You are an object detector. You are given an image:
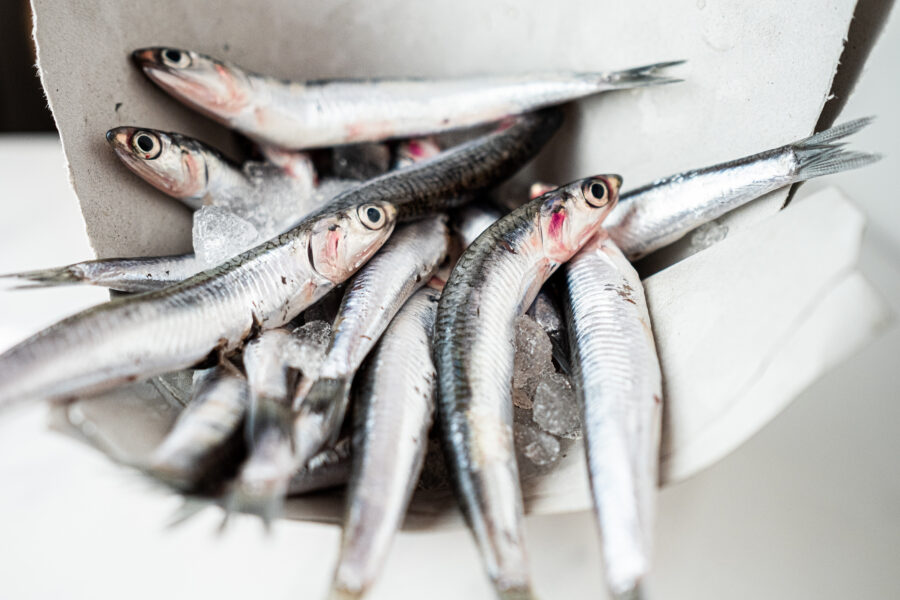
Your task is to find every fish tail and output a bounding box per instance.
[595,60,686,90]
[792,117,882,180]
[228,403,295,526]
[293,376,352,468]
[0,264,85,289]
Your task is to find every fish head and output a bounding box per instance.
[106,126,212,200]
[307,201,398,283]
[538,174,621,263]
[132,47,253,123]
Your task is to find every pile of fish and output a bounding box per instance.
[0,47,880,599]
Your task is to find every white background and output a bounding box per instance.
[0,8,898,600]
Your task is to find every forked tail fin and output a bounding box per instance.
[596,60,686,90]
[792,116,882,180]
[0,264,85,289]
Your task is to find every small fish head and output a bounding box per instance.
[106,126,211,200]
[307,201,398,283]
[538,175,621,263]
[132,47,252,122]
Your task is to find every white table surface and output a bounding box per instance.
[0,11,898,598]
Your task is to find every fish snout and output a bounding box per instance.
[608,174,623,193]
[131,48,158,68]
[105,126,135,151]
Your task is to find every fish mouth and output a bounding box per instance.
[131,48,159,69]
[105,126,135,152]
[607,174,623,192]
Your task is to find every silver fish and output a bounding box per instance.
[294,216,449,468]
[106,126,315,211]
[232,328,300,521]
[133,47,680,149]
[0,200,396,405]
[2,178,361,293]
[452,203,502,249]
[331,286,441,599]
[564,232,662,598]
[148,364,249,492]
[0,109,558,406]
[607,117,881,260]
[434,175,621,598]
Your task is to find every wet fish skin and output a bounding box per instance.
[452,203,503,249]
[331,286,441,599]
[350,109,563,222]
[148,365,249,493]
[134,46,677,149]
[607,117,881,260]
[0,199,397,406]
[434,175,621,598]
[293,216,449,468]
[0,108,554,405]
[564,231,662,597]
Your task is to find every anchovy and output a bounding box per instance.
[330,286,441,599]
[148,364,249,492]
[607,117,881,260]
[294,216,449,468]
[564,232,662,597]
[0,109,557,406]
[231,329,300,521]
[133,46,678,149]
[106,126,315,212]
[0,201,395,405]
[434,175,621,598]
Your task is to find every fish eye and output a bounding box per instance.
[357,204,387,230]
[131,131,162,159]
[583,179,609,208]
[161,48,191,69]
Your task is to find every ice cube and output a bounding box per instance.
[514,422,560,466]
[226,163,314,237]
[288,320,332,379]
[690,220,729,251]
[192,206,260,267]
[512,315,554,409]
[532,373,582,439]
